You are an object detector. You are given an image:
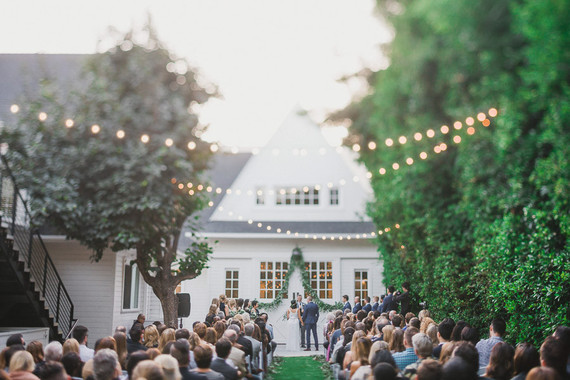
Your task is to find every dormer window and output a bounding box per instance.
[330,188,339,205]
[275,186,319,206]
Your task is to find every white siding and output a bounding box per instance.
[43,239,116,345]
[183,236,382,342]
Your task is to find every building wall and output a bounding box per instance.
[181,236,383,342]
[43,239,116,345]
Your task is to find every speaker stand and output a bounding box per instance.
[179,318,183,329]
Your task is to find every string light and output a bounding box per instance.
[8,104,498,156]
[141,134,150,143]
[453,136,461,144]
[91,124,100,134]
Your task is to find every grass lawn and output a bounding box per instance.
[266,355,333,380]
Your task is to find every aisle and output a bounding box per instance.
[266,356,330,380]
[274,343,326,357]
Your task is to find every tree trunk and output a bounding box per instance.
[154,283,179,328]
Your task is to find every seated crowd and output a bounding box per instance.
[0,295,274,380]
[1,290,569,380]
[324,300,570,380]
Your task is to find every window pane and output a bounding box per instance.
[268,291,273,298]
[226,280,231,288]
[320,290,325,298]
[234,271,239,278]
[233,280,238,288]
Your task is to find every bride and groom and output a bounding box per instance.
[286,295,319,351]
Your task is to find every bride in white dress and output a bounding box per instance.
[286,300,303,351]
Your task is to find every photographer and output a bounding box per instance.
[394,282,411,315]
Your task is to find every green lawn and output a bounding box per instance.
[266,356,333,380]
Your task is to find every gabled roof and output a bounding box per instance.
[0,54,86,122]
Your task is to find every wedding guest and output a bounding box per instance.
[511,343,540,380]
[132,360,164,380]
[62,339,80,356]
[210,338,238,380]
[190,345,223,380]
[9,351,39,380]
[144,325,160,348]
[352,297,362,314]
[526,367,561,380]
[389,328,405,353]
[349,337,372,379]
[483,341,514,380]
[342,295,352,314]
[153,355,181,380]
[219,295,228,319]
[476,318,506,369]
[392,327,419,370]
[433,318,455,358]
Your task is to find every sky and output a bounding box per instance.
[0,0,392,148]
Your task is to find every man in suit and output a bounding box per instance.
[302,296,320,351]
[226,324,252,362]
[341,295,351,314]
[371,296,380,312]
[243,323,262,375]
[362,296,372,313]
[297,294,307,348]
[352,296,362,314]
[381,286,396,313]
[223,329,248,378]
[210,338,239,380]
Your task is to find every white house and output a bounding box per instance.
[0,54,383,345]
[177,109,383,342]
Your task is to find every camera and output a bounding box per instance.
[419,301,427,310]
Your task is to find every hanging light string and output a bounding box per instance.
[9,104,498,157]
[204,203,401,240]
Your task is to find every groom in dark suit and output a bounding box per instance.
[302,296,319,351]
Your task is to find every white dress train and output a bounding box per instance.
[286,307,301,351]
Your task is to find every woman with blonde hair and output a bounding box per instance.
[389,328,405,353]
[131,360,164,380]
[342,330,366,371]
[9,351,39,380]
[62,339,80,355]
[420,316,436,333]
[154,355,181,380]
[382,325,395,345]
[146,348,161,360]
[228,298,237,317]
[426,324,439,348]
[349,337,372,379]
[157,328,176,352]
[144,325,159,348]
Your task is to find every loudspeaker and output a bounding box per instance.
[177,293,191,318]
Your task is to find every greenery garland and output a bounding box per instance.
[259,246,343,312]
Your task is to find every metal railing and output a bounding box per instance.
[0,155,76,339]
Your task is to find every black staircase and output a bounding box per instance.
[0,155,76,341]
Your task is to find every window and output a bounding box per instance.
[256,188,265,205]
[260,261,289,299]
[354,270,368,300]
[275,186,319,206]
[225,270,239,298]
[305,261,333,299]
[330,188,339,205]
[123,262,140,310]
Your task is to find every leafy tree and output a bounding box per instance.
[2,24,217,327]
[341,0,570,344]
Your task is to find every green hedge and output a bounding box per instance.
[344,0,570,345]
